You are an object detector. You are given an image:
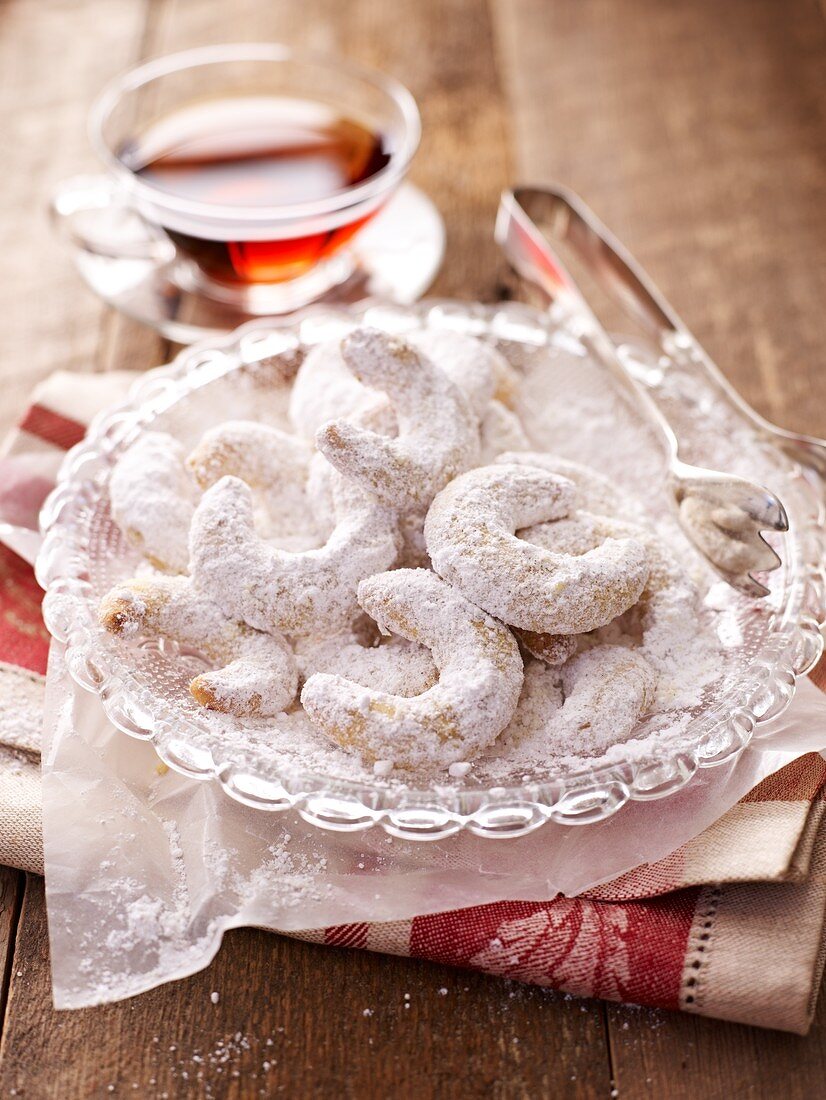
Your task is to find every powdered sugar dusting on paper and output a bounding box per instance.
[69,822,333,1007]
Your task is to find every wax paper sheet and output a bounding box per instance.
[41,637,826,1009]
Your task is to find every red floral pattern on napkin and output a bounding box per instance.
[411,892,700,1008]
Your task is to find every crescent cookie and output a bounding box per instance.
[290,328,504,440]
[502,453,699,660]
[99,575,297,717]
[559,646,658,751]
[187,420,312,493]
[310,435,434,569]
[407,328,498,418]
[513,511,629,667]
[301,568,524,770]
[478,401,531,464]
[109,431,198,574]
[393,397,529,567]
[186,420,319,550]
[315,328,481,512]
[189,472,400,635]
[424,463,649,634]
[295,630,438,699]
[288,338,387,440]
[522,510,697,652]
[305,402,399,540]
[498,648,657,759]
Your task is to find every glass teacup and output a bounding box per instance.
[56,44,421,314]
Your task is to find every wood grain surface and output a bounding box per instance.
[0,0,825,1096]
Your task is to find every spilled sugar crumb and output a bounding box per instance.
[101,978,665,1095]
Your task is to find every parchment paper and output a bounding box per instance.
[42,639,826,1009]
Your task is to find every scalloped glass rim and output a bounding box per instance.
[37,300,826,840]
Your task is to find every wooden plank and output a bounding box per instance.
[606,998,826,1100]
[494,0,826,1092]
[0,0,154,434]
[492,0,826,437]
[0,0,612,1096]
[0,870,22,1036]
[0,877,609,1098]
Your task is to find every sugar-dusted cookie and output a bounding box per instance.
[301,568,523,770]
[99,574,297,717]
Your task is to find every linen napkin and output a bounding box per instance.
[2,372,825,1033]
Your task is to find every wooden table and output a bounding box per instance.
[1,0,825,1095]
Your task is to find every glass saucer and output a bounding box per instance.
[51,178,445,343]
[37,300,826,840]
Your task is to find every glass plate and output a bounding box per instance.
[37,300,826,840]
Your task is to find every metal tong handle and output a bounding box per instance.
[495,185,686,462]
[497,185,680,345]
[495,185,826,471]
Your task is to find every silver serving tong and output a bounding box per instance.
[495,184,799,598]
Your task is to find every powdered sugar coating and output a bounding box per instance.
[305,451,338,538]
[479,401,530,464]
[494,647,657,764]
[522,511,701,688]
[390,403,530,568]
[514,492,699,673]
[189,473,400,635]
[504,454,700,664]
[101,321,730,783]
[295,630,437,698]
[589,518,711,712]
[558,646,658,751]
[301,568,523,769]
[98,575,297,717]
[288,338,386,440]
[310,440,431,569]
[395,508,431,568]
[187,420,311,492]
[496,452,627,514]
[407,328,497,418]
[305,330,527,563]
[306,425,397,542]
[109,432,198,573]
[187,420,320,550]
[316,329,481,512]
[425,463,649,633]
[290,328,502,441]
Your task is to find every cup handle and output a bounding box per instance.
[49,174,175,263]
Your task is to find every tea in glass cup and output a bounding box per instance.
[85,44,421,312]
